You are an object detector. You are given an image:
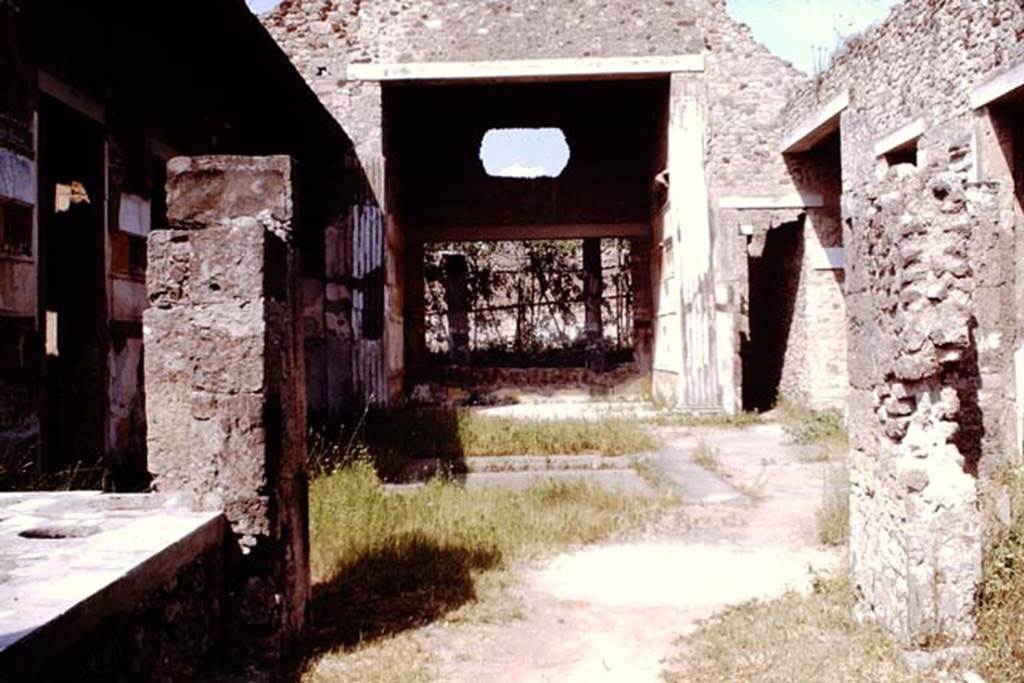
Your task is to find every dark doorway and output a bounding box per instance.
[37,97,108,475]
[742,221,803,412]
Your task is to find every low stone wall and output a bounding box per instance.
[59,542,226,682]
[411,363,649,405]
[0,493,228,681]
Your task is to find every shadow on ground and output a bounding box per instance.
[310,408,467,481]
[291,532,500,675]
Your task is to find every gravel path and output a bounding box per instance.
[421,423,842,682]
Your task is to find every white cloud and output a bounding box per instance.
[480,128,571,179]
[496,163,550,179]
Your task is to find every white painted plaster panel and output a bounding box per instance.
[971,61,1024,110]
[874,119,926,157]
[117,193,151,236]
[1016,346,1024,458]
[0,148,35,205]
[718,193,824,210]
[808,246,846,271]
[348,54,705,82]
[669,74,719,409]
[111,278,147,322]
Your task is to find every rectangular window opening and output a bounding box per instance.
[0,199,33,257]
[884,140,918,168]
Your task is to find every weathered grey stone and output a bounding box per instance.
[145,155,308,664]
[166,156,293,231]
[781,0,1024,648]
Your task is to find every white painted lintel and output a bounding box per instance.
[409,222,648,243]
[782,89,850,154]
[971,61,1024,110]
[718,192,825,210]
[874,118,925,157]
[347,54,705,83]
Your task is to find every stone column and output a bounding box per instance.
[583,238,608,371]
[144,156,309,664]
[444,253,470,365]
[668,72,723,410]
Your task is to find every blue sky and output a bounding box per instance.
[247,0,281,13]
[726,0,898,73]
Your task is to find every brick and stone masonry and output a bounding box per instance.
[144,155,310,662]
[781,0,1024,646]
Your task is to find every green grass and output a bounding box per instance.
[310,408,660,479]
[644,411,763,429]
[301,460,676,678]
[308,460,670,583]
[975,475,1024,681]
[0,440,105,491]
[662,570,921,682]
[776,400,848,462]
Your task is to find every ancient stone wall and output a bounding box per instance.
[263,0,810,410]
[145,156,310,662]
[412,362,649,406]
[782,0,1024,645]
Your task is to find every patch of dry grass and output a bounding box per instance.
[300,461,675,680]
[817,467,850,547]
[310,408,660,479]
[975,476,1024,681]
[662,570,921,683]
[692,440,722,474]
[644,411,763,429]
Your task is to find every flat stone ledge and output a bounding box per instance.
[718,193,825,210]
[782,89,849,154]
[971,60,1024,109]
[0,492,225,680]
[873,118,925,157]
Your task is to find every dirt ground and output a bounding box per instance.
[324,423,843,682]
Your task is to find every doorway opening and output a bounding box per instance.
[37,97,108,475]
[742,221,803,412]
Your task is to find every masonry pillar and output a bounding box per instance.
[583,238,608,371]
[444,253,470,365]
[666,72,725,410]
[144,156,309,664]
